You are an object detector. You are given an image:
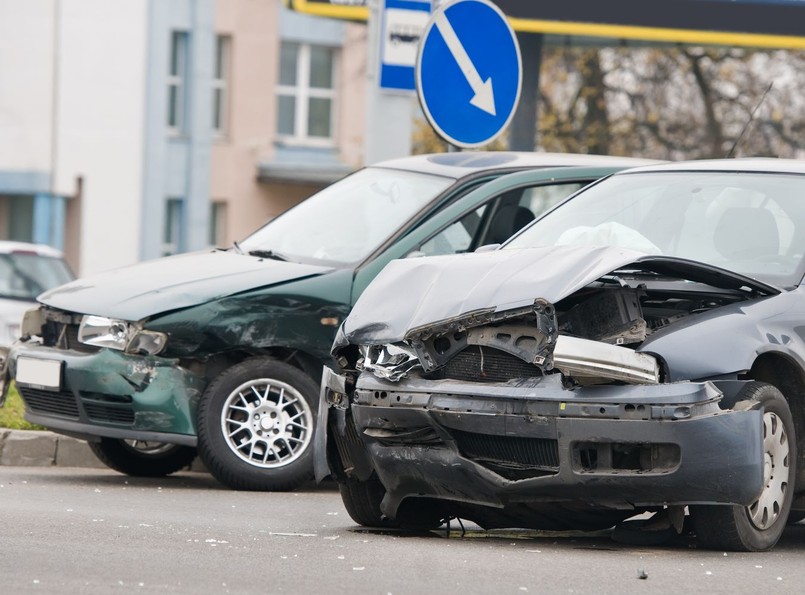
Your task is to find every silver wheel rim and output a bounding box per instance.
[748,411,790,530]
[123,440,176,456]
[220,378,313,469]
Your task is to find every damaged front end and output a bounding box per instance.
[359,296,659,386]
[316,245,774,530]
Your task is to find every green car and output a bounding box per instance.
[2,152,655,491]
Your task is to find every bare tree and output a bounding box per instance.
[538,45,805,159]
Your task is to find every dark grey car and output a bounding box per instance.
[318,158,805,552]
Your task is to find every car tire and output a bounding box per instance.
[338,474,400,528]
[690,382,795,551]
[88,438,197,477]
[197,357,317,491]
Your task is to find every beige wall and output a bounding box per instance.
[212,0,276,244]
[211,0,367,246]
[337,23,368,168]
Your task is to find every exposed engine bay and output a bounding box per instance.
[357,266,760,387]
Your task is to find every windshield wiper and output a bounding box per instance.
[248,249,288,262]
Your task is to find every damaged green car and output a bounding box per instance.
[1,152,654,490]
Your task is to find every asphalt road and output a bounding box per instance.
[2,466,805,595]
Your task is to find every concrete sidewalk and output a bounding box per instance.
[0,428,206,472]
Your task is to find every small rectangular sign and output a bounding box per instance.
[16,357,62,390]
[380,0,431,92]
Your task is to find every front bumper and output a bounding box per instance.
[7,342,206,445]
[318,371,764,519]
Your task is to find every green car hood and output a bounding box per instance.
[37,250,334,321]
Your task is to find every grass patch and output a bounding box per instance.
[0,383,45,430]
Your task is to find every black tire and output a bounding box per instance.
[197,357,318,491]
[339,475,400,528]
[339,474,444,530]
[88,438,197,477]
[690,382,795,551]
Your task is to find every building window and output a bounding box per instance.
[163,198,185,256]
[4,196,34,243]
[209,200,227,247]
[167,31,189,133]
[212,35,231,137]
[276,42,336,144]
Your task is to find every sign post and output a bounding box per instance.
[415,0,522,148]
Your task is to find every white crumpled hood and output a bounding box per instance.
[340,244,778,346]
[342,245,648,344]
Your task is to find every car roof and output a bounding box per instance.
[613,157,805,176]
[371,151,663,179]
[0,240,65,258]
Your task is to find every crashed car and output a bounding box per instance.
[318,158,805,551]
[0,151,654,491]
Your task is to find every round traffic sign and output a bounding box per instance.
[416,0,522,148]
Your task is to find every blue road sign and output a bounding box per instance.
[416,0,522,148]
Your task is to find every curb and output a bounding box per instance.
[0,428,208,472]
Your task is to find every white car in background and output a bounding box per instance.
[0,241,75,346]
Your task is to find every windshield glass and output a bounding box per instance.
[0,252,74,300]
[240,167,454,265]
[505,171,805,287]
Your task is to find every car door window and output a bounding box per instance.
[418,182,588,257]
[420,205,488,256]
[477,182,588,247]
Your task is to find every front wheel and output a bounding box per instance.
[88,438,197,477]
[339,475,400,528]
[690,382,795,551]
[197,357,317,491]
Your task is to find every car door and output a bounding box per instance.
[351,166,625,302]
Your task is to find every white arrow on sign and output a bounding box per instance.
[433,11,496,116]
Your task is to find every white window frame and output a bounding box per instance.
[276,42,337,147]
[167,31,189,135]
[209,200,228,247]
[212,35,231,139]
[162,198,185,256]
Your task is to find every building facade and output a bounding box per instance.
[0,0,365,276]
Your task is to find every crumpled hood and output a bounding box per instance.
[341,244,778,345]
[38,250,334,321]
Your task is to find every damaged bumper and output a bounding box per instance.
[317,371,765,519]
[8,343,206,445]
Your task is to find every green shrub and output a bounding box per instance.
[0,383,45,430]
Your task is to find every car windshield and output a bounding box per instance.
[240,166,454,265]
[505,170,805,287]
[0,252,74,300]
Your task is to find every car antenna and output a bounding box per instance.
[725,81,773,158]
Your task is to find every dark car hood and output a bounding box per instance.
[341,244,778,345]
[38,250,334,321]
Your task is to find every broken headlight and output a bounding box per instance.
[360,343,421,382]
[78,315,167,355]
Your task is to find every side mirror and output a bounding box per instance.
[405,250,426,259]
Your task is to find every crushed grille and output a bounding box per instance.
[19,387,79,419]
[42,321,100,353]
[429,346,541,383]
[449,427,559,480]
[83,403,135,425]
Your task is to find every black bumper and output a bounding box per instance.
[318,372,765,520]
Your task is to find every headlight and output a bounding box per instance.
[78,315,167,355]
[360,342,421,381]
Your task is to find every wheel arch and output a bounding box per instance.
[748,351,805,491]
[197,346,326,386]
